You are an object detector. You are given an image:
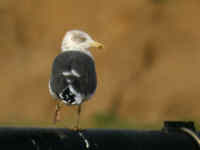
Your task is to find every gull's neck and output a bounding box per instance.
[61,47,93,58]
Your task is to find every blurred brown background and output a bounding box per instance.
[1,0,200,128]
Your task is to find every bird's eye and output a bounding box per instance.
[71,34,87,43]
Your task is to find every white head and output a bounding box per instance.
[61,30,103,52]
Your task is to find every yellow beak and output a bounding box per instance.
[90,41,104,49]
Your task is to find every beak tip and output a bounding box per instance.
[98,44,104,49]
[91,41,104,49]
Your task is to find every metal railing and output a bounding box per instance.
[0,121,199,150]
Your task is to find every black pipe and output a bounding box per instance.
[0,121,199,150]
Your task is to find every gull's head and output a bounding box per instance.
[61,30,103,52]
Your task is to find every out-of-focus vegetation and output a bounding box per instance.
[0,0,200,129]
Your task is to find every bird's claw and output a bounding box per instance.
[72,125,82,131]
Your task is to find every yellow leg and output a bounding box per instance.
[74,104,82,130]
[53,101,64,124]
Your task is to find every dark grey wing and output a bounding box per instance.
[70,53,97,98]
[49,51,97,101]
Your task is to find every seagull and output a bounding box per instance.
[49,30,103,129]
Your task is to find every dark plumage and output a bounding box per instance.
[49,51,97,105]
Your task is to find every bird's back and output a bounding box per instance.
[49,51,97,105]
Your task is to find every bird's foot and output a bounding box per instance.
[72,125,82,131]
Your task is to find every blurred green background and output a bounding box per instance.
[1,0,200,129]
